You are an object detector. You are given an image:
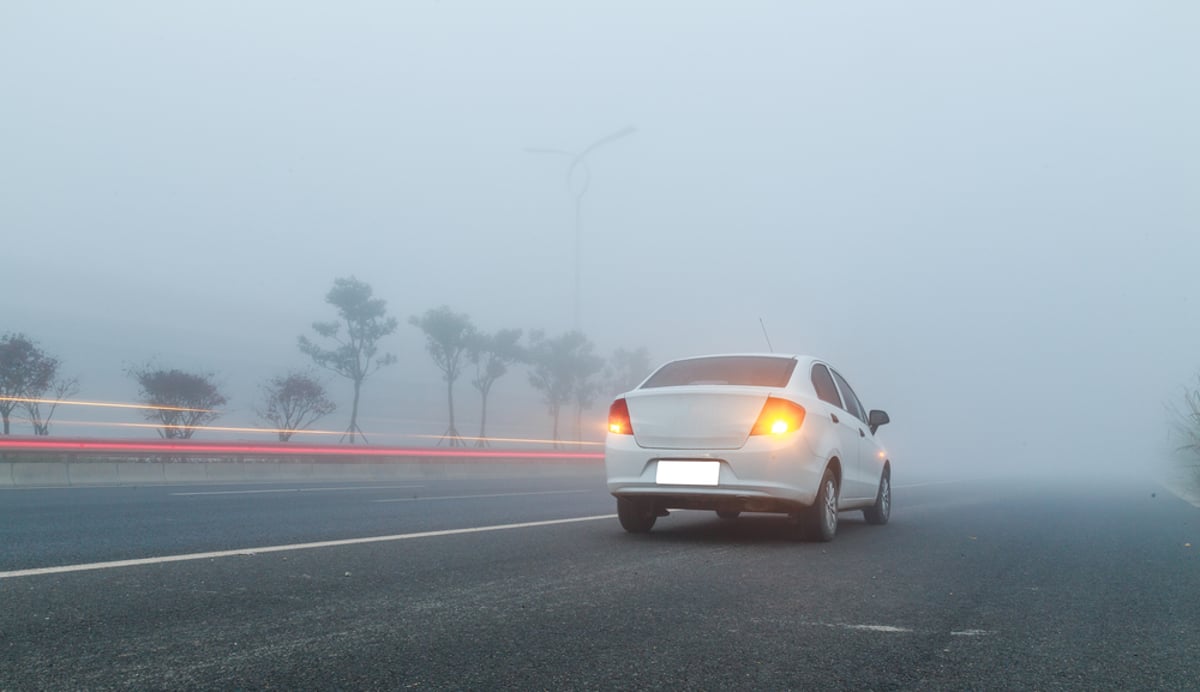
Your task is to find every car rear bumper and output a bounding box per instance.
[604,433,826,512]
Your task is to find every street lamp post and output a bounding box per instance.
[526,126,636,330]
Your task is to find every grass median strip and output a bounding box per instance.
[0,514,618,580]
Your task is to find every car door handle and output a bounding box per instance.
[831,413,839,424]
[859,428,866,438]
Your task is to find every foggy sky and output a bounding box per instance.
[2,2,1197,473]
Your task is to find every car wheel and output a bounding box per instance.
[804,468,839,542]
[617,497,656,533]
[863,467,891,526]
[716,509,741,520]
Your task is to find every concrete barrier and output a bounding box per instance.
[204,463,250,483]
[116,462,167,485]
[66,462,121,485]
[252,462,317,482]
[161,462,208,484]
[307,463,372,481]
[11,461,70,487]
[0,463,14,487]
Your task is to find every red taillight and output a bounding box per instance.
[608,398,634,435]
[750,397,806,436]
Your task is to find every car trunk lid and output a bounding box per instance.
[624,386,772,450]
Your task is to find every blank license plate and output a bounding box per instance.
[656,461,720,486]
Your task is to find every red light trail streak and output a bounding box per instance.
[0,437,604,460]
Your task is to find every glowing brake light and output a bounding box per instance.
[750,397,806,436]
[608,398,634,435]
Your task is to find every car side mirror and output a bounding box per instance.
[868,409,890,435]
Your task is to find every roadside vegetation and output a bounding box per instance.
[257,371,336,442]
[0,333,75,436]
[1169,375,1200,485]
[298,276,400,444]
[0,277,652,446]
[126,365,226,439]
[410,306,477,447]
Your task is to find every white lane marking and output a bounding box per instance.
[0,514,618,580]
[836,624,913,633]
[171,485,424,496]
[893,478,997,489]
[373,489,594,503]
[814,622,993,636]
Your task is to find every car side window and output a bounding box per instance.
[831,370,867,422]
[810,364,843,408]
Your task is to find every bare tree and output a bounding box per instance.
[23,376,80,436]
[298,277,398,443]
[527,330,602,448]
[128,366,226,439]
[468,328,524,446]
[0,333,59,435]
[411,306,477,446]
[603,346,652,397]
[571,356,605,448]
[1169,375,1200,476]
[258,371,336,441]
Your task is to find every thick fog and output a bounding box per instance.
[2,2,1196,475]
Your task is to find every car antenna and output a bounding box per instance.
[759,317,774,353]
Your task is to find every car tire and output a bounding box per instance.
[863,467,891,526]
[617,497,656,533]
[804,468,839,542]
[716,510,741,520]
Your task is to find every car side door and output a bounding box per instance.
[810,363,863,500]
[829,368,880,502]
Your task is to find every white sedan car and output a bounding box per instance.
[605,354,892,541]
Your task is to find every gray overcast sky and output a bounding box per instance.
[1,2,1197,471]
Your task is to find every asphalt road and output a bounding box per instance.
[1,467,1197,690]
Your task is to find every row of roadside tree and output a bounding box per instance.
[0,276,650,448]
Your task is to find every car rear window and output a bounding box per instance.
[640,356,798,388]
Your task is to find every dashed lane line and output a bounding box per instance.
[837,624,914,633]
[171,485,425,496]
[893,479,988,489]
[373,489,595,503]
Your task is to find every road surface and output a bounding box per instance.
[1,467,1197,689]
